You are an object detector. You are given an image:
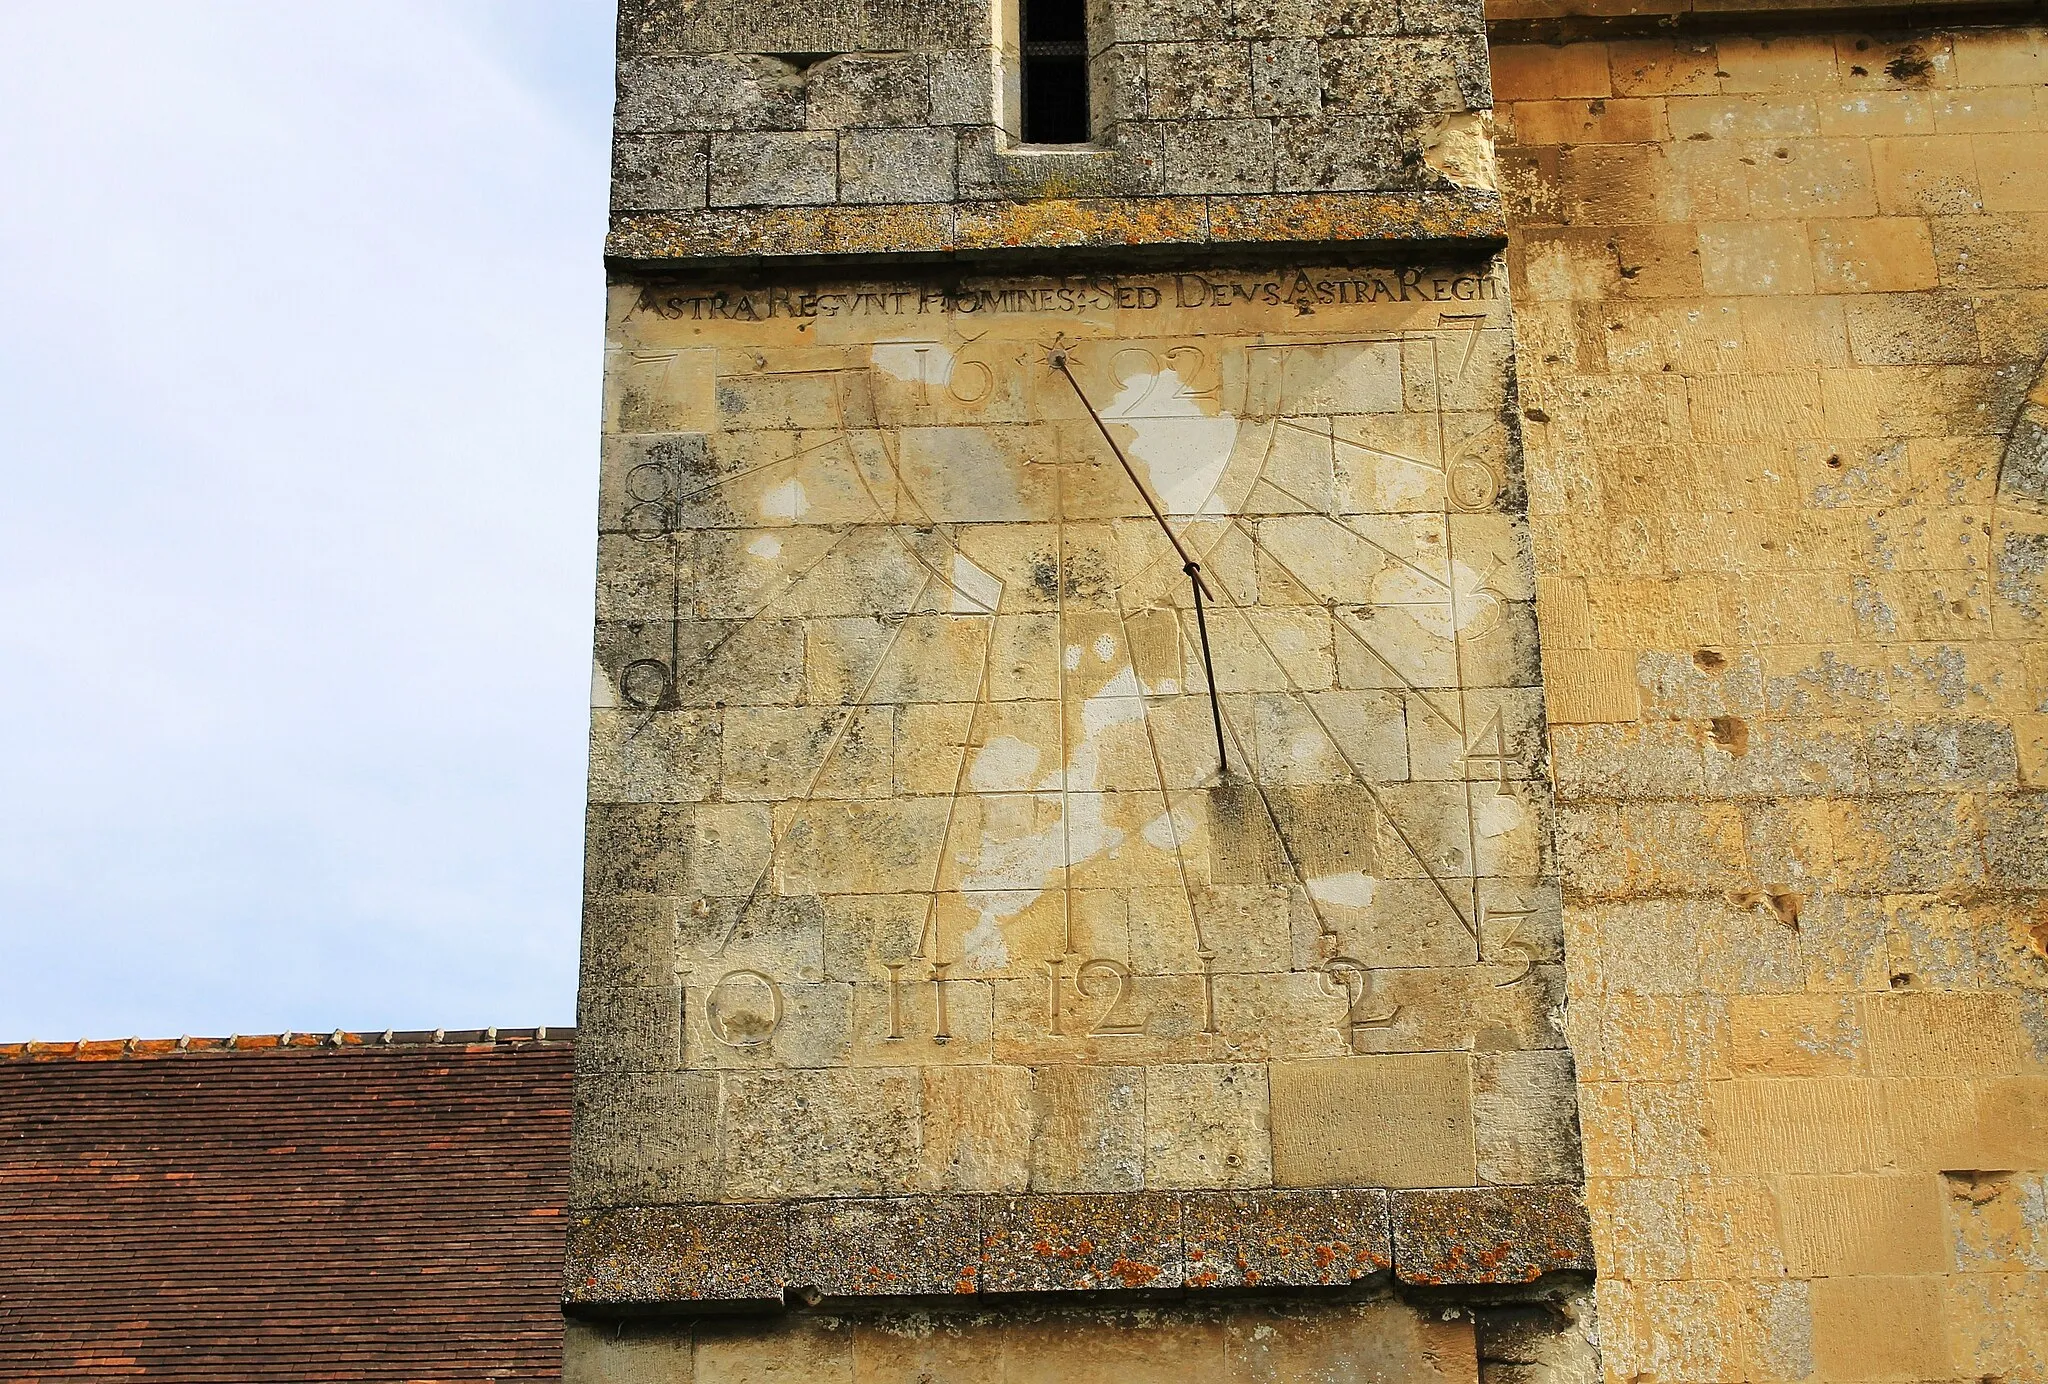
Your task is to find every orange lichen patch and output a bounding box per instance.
[1109,1257,1163,1288]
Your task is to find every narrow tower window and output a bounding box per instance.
[1020,0,1090,144]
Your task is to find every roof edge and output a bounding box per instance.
[0,1027,576,1062]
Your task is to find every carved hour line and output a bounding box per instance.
[1161,603,1340,944]
[1220,472,1468,730]
[717,569,942,955]
[1251,463,1453,593]
[1108,588,1209,953]
[1417,334,1489,947]
[1198,951,1221,1035]
[1055,466,1075,959]
[1330,608,1465,734]
[652,426,851,513]
[1211,515,1481,942]
[1050,347,1230,772]
[916,613,1003,966]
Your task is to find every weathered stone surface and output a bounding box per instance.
[786,1196,983,1296]
[564,1204,786,1305]
[612,134,710,211]
[805,54,932,130]
[1390,1185,1593,1284]
[1182,1188,1392,1286]
[616,56,805,134]
[1473,1049,1583,1185]
[1272,1053,1478,1188]
[839,127,956,204]
[981,1192,1185,1292]
[708,131,838,207]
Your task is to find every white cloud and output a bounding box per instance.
[0,1,616,1036]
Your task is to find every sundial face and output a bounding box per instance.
[582,266,1566,1208]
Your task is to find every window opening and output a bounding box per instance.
[1020,0,1090,143]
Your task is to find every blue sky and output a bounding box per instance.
[0,2,617,1038]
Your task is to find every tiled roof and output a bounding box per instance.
[0,1030,574,1382]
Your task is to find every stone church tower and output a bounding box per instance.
[565,0,2048,1378]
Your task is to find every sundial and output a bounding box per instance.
[573,265,1575,1300]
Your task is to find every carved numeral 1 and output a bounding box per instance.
[884,963,908,1039]
[1198,951,1221,1035]
[1045,957,1066,1036]
[930,961,954,1043]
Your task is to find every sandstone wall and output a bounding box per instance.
[1497,21,2048,1381]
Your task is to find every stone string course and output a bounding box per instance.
[562,1184,1591,1307]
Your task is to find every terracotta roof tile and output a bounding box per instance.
[0,1034,573,1381]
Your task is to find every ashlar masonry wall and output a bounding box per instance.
[1497,18,2048,1382]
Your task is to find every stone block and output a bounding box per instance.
[1143,1063,1271,1188]
[1542,649,1639,725]
[616,0,733,54]
[1139,43,1255,120]
[1390,1185,1595,1284]
[1776,1174,1947,1276]
[786,1196,982,1297]
[612,134,710,211]
[1270,1052,1476,1188]
[570,1071,722,1207]
[722,1068,920,1200]
[1029,1065,1144,1192]
[981,1193,1184,1291]
[1161,119,1275,194]
[563,1204,786,1305]
[1250,40,1320,118]
[1182,1188,1392,1287]
[589,708,719,805]
[576,985,684,1074]
[920,1065,1033,1193]
[1100,0,1234,43]
[1861,991,2028,1078]
[805,54,931,130]
[562,1319,696,1384]
[1727,993,1862,1077]
[1276,117,1405,193]
[1321,37,1472,117]
[1810,1275,1951,1382]
[617,55,805,134]
[928,48,995,125]
[839,127,956,204]
[709,132,838,208]
[1705,1077,1889,1175]
[1472,1049,1582,1184]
